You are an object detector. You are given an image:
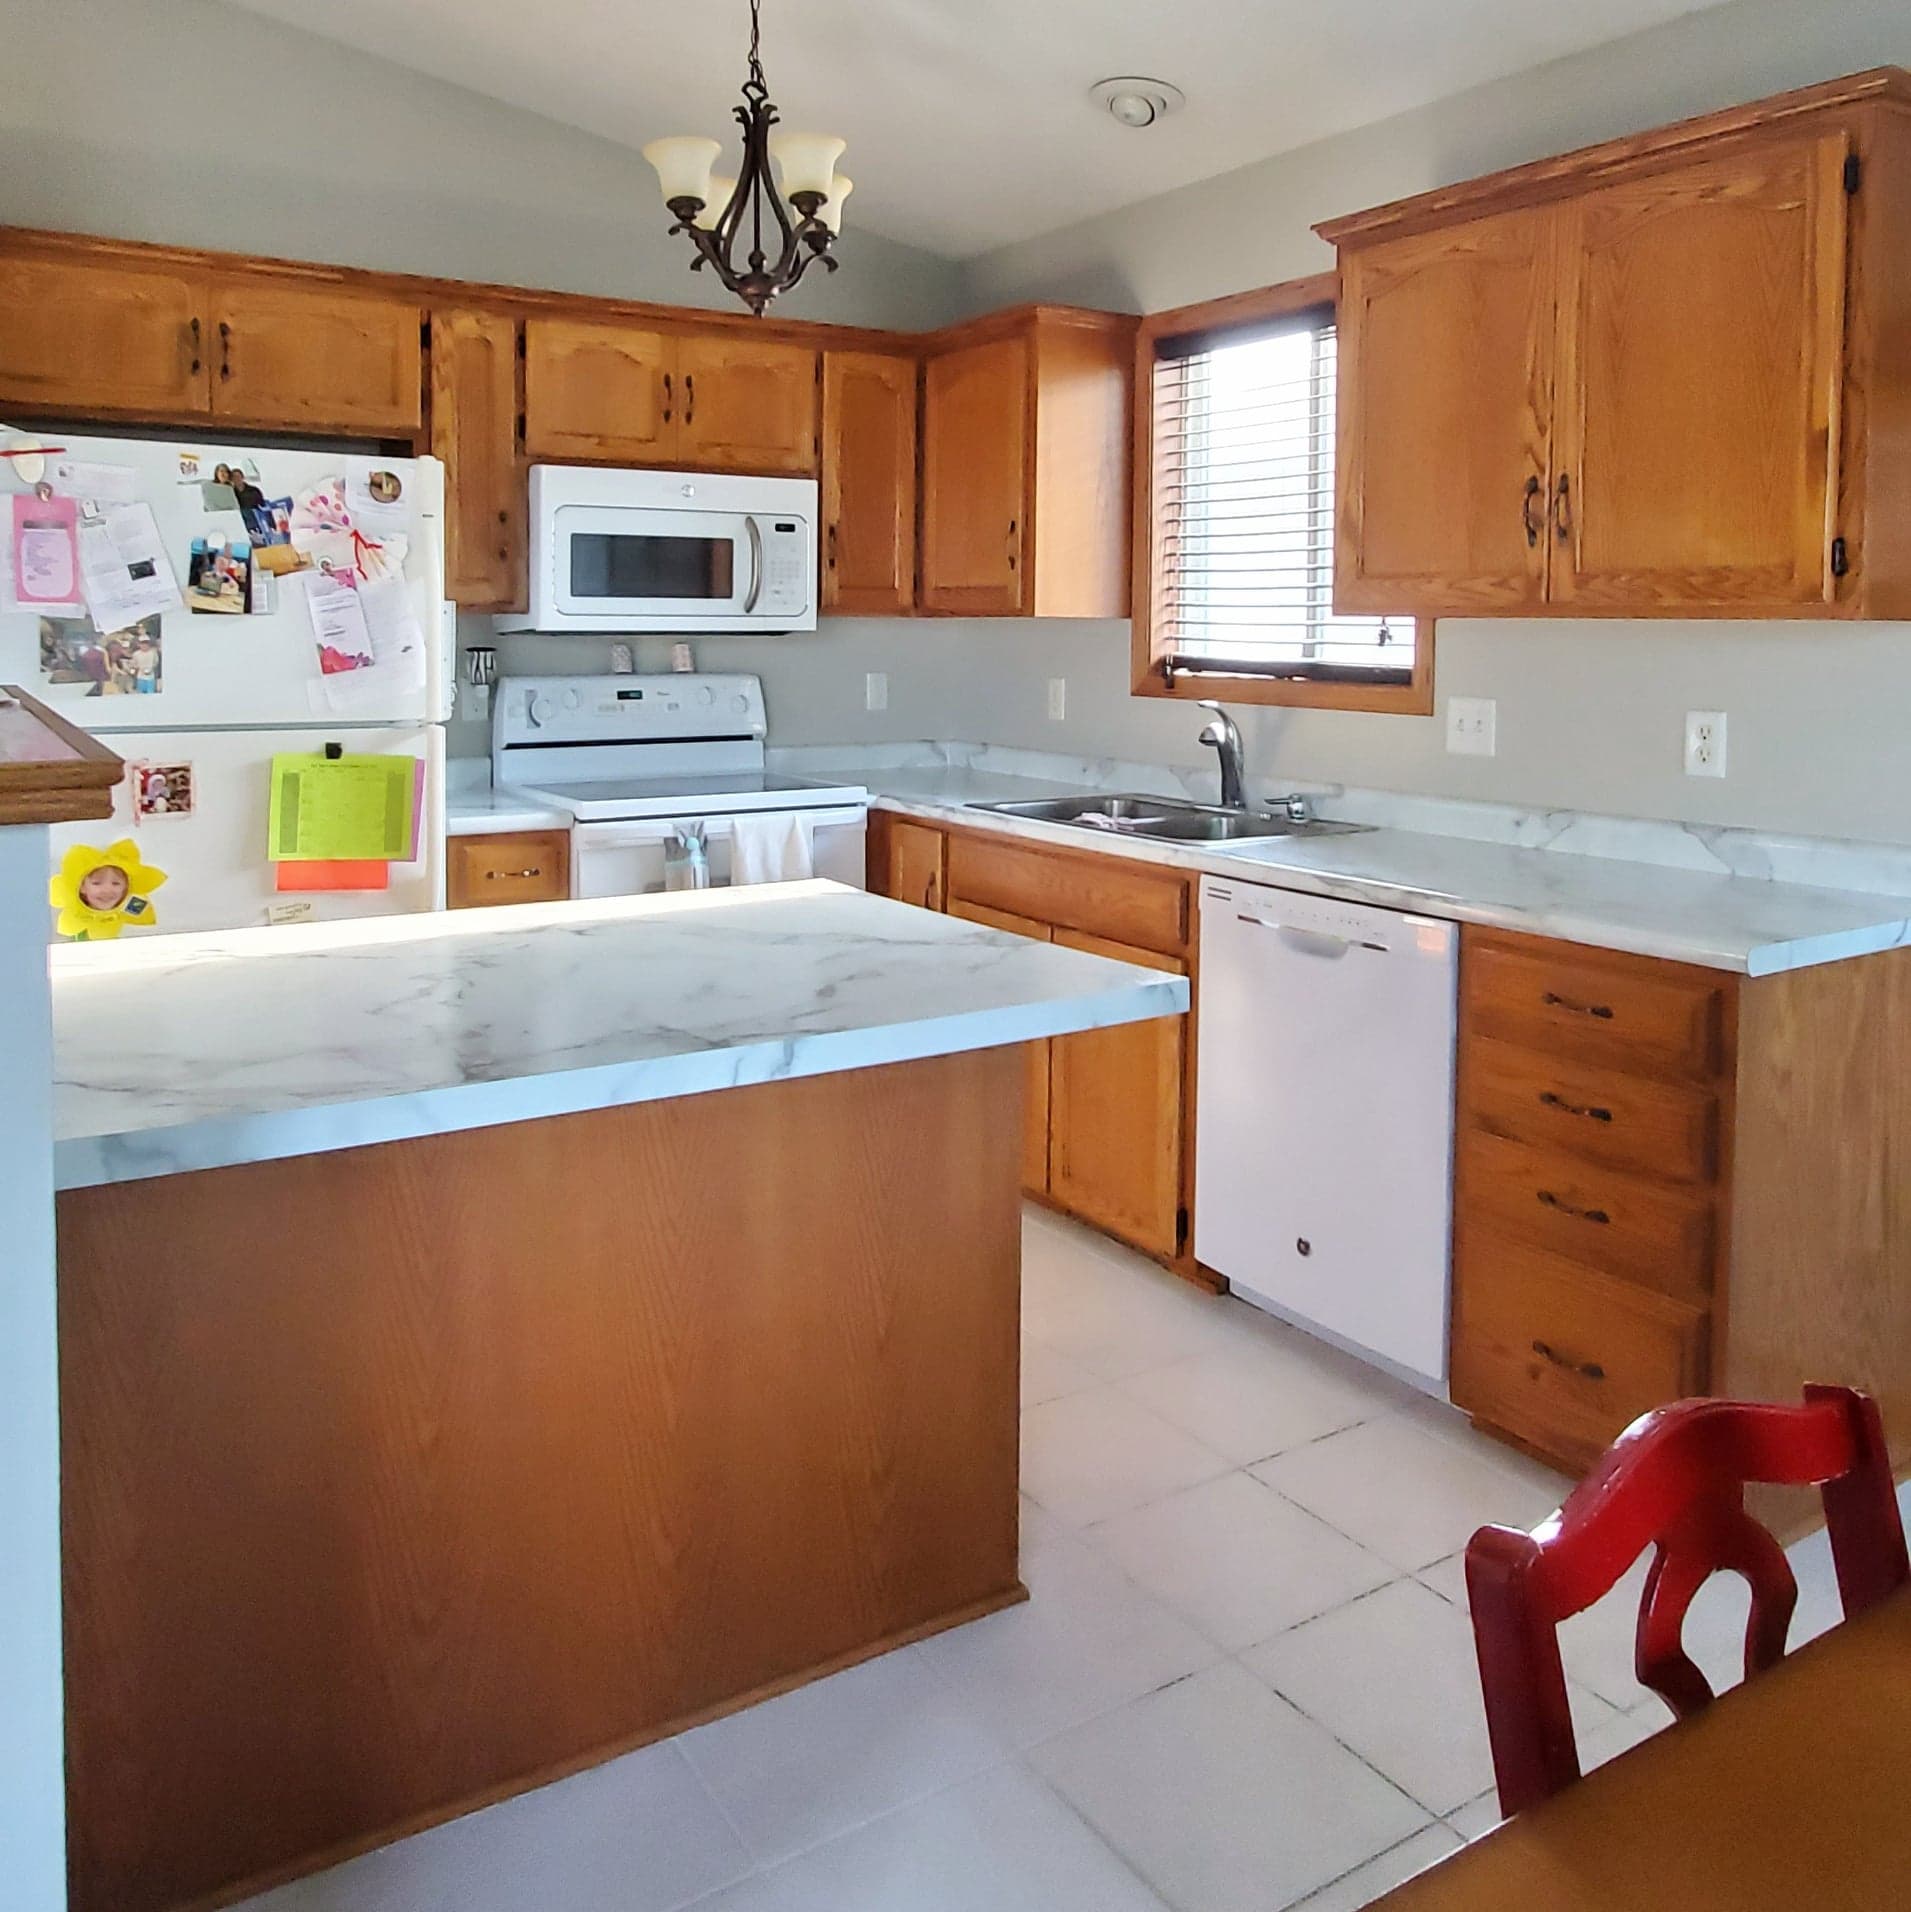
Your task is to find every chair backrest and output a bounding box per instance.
[1465,1383,1909,1815]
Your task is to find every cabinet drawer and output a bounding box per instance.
[1465,932,1729,1080]
[447,830,570,908]
[1459,1129,1715,1298]
[1464,1038,1719,1185]
[946,834,1188,955]
[1453,1233,1708,1473]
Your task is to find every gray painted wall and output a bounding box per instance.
[951,0,1911,844]
[0,0,964,328]
[8,0,1911,843]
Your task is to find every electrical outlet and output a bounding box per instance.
[1685,710,1727,777]
[1446,696,1497,757]
[463,680,490,720]
[864,671,888,713]
[1047,677,1067,721]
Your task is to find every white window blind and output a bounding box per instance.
[1152,311,1411,683]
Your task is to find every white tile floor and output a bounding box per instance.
[241,1204,1862,1912]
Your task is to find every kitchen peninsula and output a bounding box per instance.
[51,882,1186,1912]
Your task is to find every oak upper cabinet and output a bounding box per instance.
[0,249,208,418]
[1320,70,1911,619]
[1550,135,1849,610]
[1335,207,1555,613]
[207,278,422,433]
[920,307,1135,618]
[922,335,1029,613]
[821,348,918,614]
[523,317,675,462]
[676,334,818,474]
[431,308,524,611]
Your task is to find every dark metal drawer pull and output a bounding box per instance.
[1539,1091,1613,1123]
[1533,1339,1606,1382]
[1521,475,1543,547]
[1536,1189,1610,1225]
[1541,990,1614,1020]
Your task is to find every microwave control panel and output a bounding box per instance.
[756,519,810,616]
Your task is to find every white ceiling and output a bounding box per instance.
[223,0,1723,258]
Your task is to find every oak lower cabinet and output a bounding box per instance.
[919,306,1136,618]
[947,899,1052,1195]
[446,829,570,908]
[1450,926,1911,1508]
[871,814,1200,1272]
[1322,69,1911,618]
[431,307,524,610]
[821,348,918,614]
[1048,930,1187,1259]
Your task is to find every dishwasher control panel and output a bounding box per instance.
[1199,879,1447,955]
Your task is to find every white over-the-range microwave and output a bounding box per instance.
[493,465,818,635]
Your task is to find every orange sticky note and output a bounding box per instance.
[274,860,391,892]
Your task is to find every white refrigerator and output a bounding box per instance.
[0,431,449,934]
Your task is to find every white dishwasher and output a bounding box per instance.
[1195,877,1458,1389]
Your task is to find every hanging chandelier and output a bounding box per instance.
[642,0,850,318]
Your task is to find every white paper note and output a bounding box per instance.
[49,459,139,511]
[344,457,414,540]
[78,503,182,630]
[304,572,376,672]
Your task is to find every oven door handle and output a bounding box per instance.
[740,516,765,615]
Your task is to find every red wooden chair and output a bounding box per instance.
[1465,1383,1909,1815]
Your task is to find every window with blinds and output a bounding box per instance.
[1151,309,1411,684]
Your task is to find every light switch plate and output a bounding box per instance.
[1685,710,1727,777]
[865,671,888,713]
[1047,678,1067,721]
[1446,696,1496,756]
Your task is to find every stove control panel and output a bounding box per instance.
[493,674,767,746]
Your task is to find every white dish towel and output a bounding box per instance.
[729,812,814,885]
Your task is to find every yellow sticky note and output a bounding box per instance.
[268,754,418,862]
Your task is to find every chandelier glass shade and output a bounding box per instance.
[642,0,849,316]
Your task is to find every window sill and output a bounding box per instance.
[1129,633,1436,716]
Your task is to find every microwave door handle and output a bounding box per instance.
[741,516,765,614]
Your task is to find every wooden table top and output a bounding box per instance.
[1373,1586,1911,1911]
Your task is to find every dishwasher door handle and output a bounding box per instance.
[1239,916,1381,959]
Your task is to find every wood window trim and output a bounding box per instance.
[1130,270,1435,715]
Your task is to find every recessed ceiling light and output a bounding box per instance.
[1089,76,1186,129]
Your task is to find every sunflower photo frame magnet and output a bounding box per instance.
[49,840,168,941]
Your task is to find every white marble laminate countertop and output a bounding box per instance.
[445,788,571,834]
[826,766,1911,977]
[52,881,1187,1190]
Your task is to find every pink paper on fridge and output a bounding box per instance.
[11,492,82,607]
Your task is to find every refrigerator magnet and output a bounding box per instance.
[48,839,168,940]
[132,762,195,818]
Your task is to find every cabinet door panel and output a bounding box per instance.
[431,309,523,611]
[877,817,945,912]
[0,253,208,417]
[822,350,917,613]
[209,280,421,433]
[921,337,1029,614]
[676,336,818,474]
[1551,134,1849,608]
[1335,207,1555,612]
[1048,930,1185,1259]
[948,900,1051,1194]
[524,319,675,462]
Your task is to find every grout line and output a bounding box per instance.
[1273,1820,1464,1912]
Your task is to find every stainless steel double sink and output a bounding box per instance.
[966,793,1368,844]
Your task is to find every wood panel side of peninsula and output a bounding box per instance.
[58,1046,1027,1912]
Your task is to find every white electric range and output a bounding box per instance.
[491,674,867,896]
